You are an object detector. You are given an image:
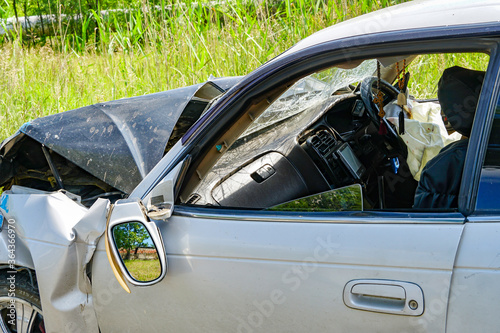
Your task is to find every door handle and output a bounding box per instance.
[343,279,424,316]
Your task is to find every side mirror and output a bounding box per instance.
[106,200,167,290]
[106,159,188,291]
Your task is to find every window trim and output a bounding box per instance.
[173,205,465,224]
[461,42,500,215]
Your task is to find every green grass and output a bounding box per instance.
[3,0,488,142]
[408,53,490,99]
[0,0,412,140]
[123,259,161,281]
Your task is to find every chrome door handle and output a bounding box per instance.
[343,279,424,316]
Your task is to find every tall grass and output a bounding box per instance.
[0,0,412,140]
[408,53,490,99]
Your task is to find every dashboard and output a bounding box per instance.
[185,93,417,210]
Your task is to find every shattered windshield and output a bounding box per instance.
[243,59,377,136]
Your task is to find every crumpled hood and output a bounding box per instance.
[0,77,241,194]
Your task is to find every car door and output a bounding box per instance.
[446,70,500,332]
[91,181,465,333]
[90,32,499,333]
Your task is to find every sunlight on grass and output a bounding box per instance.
[124,259,161,282]
[0,0,449,141]
[408,53,490,99]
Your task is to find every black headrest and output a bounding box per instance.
[437,66,485,137]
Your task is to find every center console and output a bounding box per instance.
[302,129,365,188]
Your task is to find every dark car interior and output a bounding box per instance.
[184,83,416,210]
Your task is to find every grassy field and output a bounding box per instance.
[123,259,161,281]
[0,0,410,140]
[0,0,489,141]
[408,53,489,99]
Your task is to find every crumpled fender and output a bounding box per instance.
[0,188,110,332]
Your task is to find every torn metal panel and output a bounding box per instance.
[1,189,109,332]
[0,136,122,207]
[21,85,202,194]
[0,77,241,197]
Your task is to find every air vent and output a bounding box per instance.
[311,130,336,155]
[186,193,201,205]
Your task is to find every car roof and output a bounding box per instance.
[279,0,500,59]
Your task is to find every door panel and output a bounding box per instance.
[446,219,500,332]
[92,209,464,332]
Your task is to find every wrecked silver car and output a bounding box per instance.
[2,0,500,332]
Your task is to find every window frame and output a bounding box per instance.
[464,42,500,215]
[178,38,499,216]
[132,28,500,217]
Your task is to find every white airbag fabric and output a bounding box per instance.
[386,100,461,180]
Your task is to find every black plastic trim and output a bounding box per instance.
[461,44,500,215]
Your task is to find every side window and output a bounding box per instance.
[181,52,490,213]
[476,95,500,211]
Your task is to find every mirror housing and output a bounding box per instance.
[106,199,167,287]
[105,159,188,289]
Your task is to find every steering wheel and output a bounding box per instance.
[359,76,400,134]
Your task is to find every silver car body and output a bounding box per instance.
[1,0,500,332]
